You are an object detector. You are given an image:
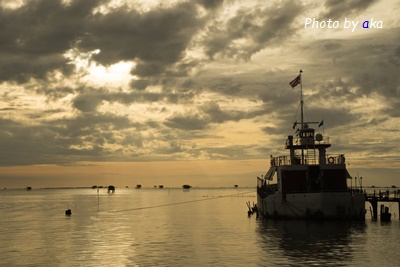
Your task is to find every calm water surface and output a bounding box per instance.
[1,188,399,266]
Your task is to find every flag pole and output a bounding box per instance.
[299,69,303,129]
[299,69,304,164]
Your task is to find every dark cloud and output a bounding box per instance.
[0,0,101,82]
[0,118,69,165]
[164,101,265,131]
[70,86,196,113]
[196,0,224,10]
[0,0,397,169]
[202,1,304,59]
[130,79,149,91]
[0,0,206,83]
[322,0,379,19]
[261,126,282,135]
[299,28,400,117]
[0,110,138,166]
[80,2,204,78]
[390,45,400,66]
[73,93,104,112]
[36,85,74,100]
[164,112,209,130]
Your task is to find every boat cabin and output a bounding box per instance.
[258,124,351,195]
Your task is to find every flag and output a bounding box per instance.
[289,74,301,88]
[318,120,324,127]
[292,121,297,129]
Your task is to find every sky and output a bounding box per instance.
[0,0,399,188]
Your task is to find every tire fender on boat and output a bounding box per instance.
[328,157,335,164]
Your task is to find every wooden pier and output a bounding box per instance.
[363,187,400,221]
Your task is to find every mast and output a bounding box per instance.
[299,69,304,163]
[299,69,304,129]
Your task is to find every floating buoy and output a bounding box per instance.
[65,209,72,216]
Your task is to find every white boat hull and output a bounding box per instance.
[257,192,365,220]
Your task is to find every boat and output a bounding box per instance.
[256,70,365,220]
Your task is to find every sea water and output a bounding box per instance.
[0,188,399,267]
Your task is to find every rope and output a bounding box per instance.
[109,190,255,213]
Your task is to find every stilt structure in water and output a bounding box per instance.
[364,187,400,221]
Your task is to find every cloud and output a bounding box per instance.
[79,1,204,78]
[164,112,209,130]
[302,28,400,115]
[164,100,265,131]
[0,107,137,166]
[202,1,304,60]
[0,0,398,174]
[0,0,101,82]
[321,0,379,20]
[0,0,207,84]
[196,0,224,10]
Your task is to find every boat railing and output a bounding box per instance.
[362,187,400,199]
[270,154,346,166]
[270,155,290,167]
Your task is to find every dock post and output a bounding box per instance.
[370,197,378,221]
[398,200,400,220]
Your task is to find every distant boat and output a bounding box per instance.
[135,184,142,189]
[159,185,164,189]
[182,184,191,190]
[257,71,365,221]
[26,187,32,191]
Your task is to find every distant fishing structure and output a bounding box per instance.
[107,185,115,194]
[182,184,191,190]
[65,208,72,216]
[65,203,72,216]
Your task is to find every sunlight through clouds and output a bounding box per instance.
[0,0,398,187]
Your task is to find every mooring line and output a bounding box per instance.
[109,190,255,213]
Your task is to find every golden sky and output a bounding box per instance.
[0,0,399,188]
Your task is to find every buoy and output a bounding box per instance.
[65,209,72,216]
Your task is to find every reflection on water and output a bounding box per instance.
[256,220,367,266]
[1,189,400,266]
